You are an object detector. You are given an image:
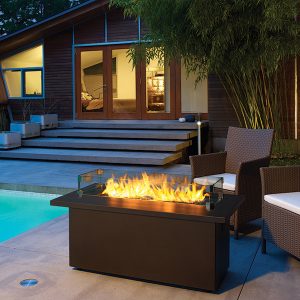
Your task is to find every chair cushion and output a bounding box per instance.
[194,173,236,191]
[264,192,300,215]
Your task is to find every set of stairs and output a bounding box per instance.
[0,120,198,165]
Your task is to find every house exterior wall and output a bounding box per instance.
[74,14,105,44]
[8,29,73,120]
[44,29,73,120]
[107,8,138,42]
[207,74,239,151]
[0,73,7,103]
[5,7,209,121]
[208,65,300,152]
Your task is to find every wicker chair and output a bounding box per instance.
[260,166,300,259]
[190,127,274,239]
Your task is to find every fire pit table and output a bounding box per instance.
[51,169,243,292]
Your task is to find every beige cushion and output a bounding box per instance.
[194,173,236,191]
[264,192,300,215]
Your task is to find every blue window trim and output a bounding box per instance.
[1,43,45,100]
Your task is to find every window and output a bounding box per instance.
[146,57,171,113]
[112,48,136,113]
[1,45,44,98]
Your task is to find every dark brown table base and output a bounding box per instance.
[51,193,243,291]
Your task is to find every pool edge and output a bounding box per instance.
[0,183,75,195]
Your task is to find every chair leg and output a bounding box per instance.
[233,212,239,240]
[234,227,239,240]
[261,237,266,254]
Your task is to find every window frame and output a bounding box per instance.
[1,44,45,100]
[22,68,44,98]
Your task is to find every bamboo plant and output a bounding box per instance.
[112,0,300,153]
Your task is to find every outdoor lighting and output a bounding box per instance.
[197,120,202,155]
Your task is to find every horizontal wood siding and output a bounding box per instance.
[140,20,150,39]
[278,60,295,139]
[208,74,239,140]
[44,29,73,120]
[74,14,105,44]
[297,57,300,139]
[107,8,138,42]
[0,72,7,103]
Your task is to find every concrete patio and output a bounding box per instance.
[0,159,192,193]
[1,215,299,300]
[0,159,300,299]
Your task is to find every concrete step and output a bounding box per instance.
[59,120,203,130]
[22,137,191,152]
[0,148,182,165]
[41,129,197,140]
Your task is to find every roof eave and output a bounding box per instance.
[0,0,109,56]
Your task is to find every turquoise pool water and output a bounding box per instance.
[0,189,67,242]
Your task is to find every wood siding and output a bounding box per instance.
[278,60,295,139]
[0,72,8,103]
[140,20,149,39]
[107,8,138,42]
[297,58,300,139]
[44,29,73,120]
[9,30,73,121]
[74,14,105,44]
[208,74,239,150]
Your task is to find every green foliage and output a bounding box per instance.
[113,0,300,153]
[113,0,300,81]
[0,0,89,36]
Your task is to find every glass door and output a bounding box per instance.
[107,46,141,119]
[141,58,176,119]
[76,46,177,120]
[76,47,108,119]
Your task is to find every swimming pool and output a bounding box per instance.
[0,189,67,242]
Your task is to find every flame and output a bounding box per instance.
[101,173,210,204]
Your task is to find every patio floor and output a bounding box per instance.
[0,159,300,299]
[0,159,192,193]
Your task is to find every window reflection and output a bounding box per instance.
[112,49,136,113]
[80,51,104,112]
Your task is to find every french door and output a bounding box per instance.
[107,45,141,119]
[76,47,108,120]
[76,45,176,120]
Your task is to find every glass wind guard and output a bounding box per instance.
[78,169,224,207]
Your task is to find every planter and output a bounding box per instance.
[0,131,21,149]
[30,114,58,130]
[10,122,40,139]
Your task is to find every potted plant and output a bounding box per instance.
[30,97,58,130]
[10,99,41,139]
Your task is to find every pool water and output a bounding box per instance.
[0,189,67,242]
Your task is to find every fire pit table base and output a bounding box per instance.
[51,193,243,292]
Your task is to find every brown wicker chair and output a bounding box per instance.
[260,166,300,259]
[190,126,274,239]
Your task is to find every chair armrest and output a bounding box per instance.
[189,152,227,179]
[260,166,300,196]
[236,156,270,194]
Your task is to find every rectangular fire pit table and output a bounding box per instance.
[51,184,243,292]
